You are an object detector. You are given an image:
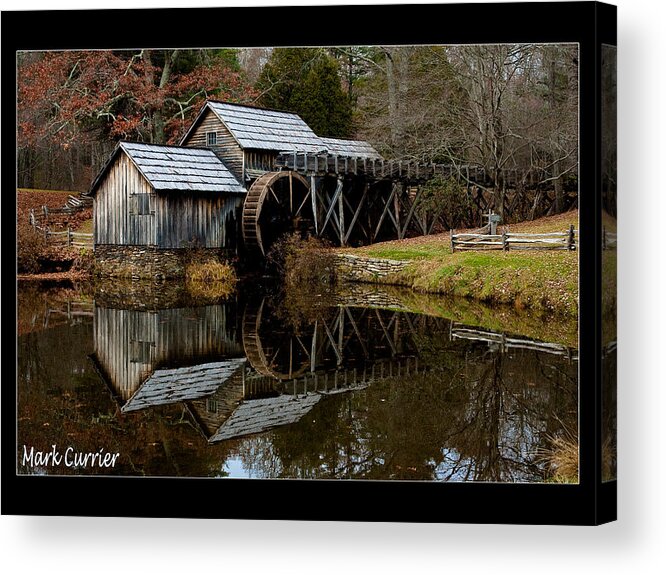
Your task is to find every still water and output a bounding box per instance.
[17,281,578,482]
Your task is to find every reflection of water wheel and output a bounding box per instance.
[242,298,310,380]
[242,170,312,256]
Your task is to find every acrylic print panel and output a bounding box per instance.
[16,43,580,483]
[5,2,615,524]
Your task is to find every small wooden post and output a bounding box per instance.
[450,229,455,253]
[502,230,508,251]
[568,224,575,251]
[67,227,72,247]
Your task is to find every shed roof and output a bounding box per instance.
[89,142,246,195]
[319,137,382,159]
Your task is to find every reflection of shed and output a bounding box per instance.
[122,359,247,413]
[209,393,322,442]
[92,304,243,402]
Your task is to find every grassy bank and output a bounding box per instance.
[339,210,580,318]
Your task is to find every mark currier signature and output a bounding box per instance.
[21,445,120,470]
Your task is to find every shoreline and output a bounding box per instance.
[334,248,579,319]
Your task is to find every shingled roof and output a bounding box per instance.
[182,101,383,159]
[122,359,247,413]
[90,142,246,195]
[209,393,322,442]
[204,101,325,154]
[319,137,382,160]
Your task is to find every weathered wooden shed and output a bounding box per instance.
[89,141,246,276]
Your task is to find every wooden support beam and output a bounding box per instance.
[289,172,293,213]
[343,183,369,244]
[374,309,397,356]
[323,314,343,365]
[373,183,398,239]
[294,188,312,217]
[345,307,369,358]
[393,183,402,237]
[320,179,343,235]
[311,320,318,373]
[310,175,318,234]
[338,179,345,245]
[400,185,423,238]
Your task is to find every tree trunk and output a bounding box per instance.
[152,50,179,144]
[384,48,399,154]
[549,50,563,213]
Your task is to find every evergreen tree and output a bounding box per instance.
[257,48,352,138]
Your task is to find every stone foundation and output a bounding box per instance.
[335,253,411,283]
[94,245,230,280]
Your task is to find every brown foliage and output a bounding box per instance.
[267,233,337,287]
[16,220,48,274]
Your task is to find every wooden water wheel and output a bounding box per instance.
[242,170,312,256]
[242,298,310,381]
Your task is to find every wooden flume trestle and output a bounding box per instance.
[240,298,579,387]
[242,151,576,257]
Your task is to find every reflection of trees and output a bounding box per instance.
[436,350,577,482]
[230,338,578,482]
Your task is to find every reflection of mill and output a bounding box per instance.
[90,297,431,443]
[90,297,577,445]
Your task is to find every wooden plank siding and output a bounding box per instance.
[181,109,245,182]
[94,148,244,249]
[155,193,242,249]
[187,369,246,438]
[94,153,156,246]
[244,150,278,176]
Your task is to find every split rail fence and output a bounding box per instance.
[451,224,577,252]
[29,205,93,248]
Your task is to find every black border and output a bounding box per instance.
[3,1,617,525]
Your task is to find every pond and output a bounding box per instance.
[16,280,578,482]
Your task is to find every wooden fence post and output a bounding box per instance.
[568,224,575,251]
[450,229,455,253]
[502,230,508,251]
[67,227,72,247]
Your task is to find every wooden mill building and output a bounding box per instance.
[90,100,381,276]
